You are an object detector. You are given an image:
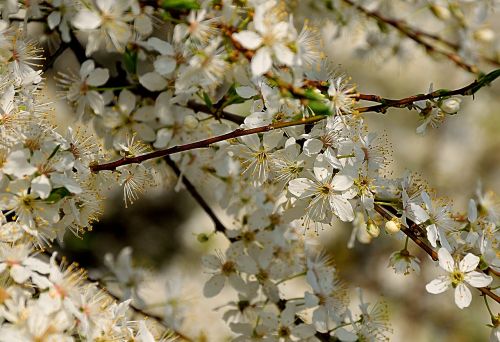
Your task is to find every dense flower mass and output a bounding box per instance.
[0,0,498,340]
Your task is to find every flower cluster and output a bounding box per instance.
[0,0,498,341]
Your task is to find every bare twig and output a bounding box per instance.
[341,0,482,74]
[164,156,229,236]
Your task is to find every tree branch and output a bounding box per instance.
[90,115,325,172]
[356,68,500,113]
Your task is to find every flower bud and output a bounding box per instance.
[197,233,210,243]
[429,4,450,20]
[474,28,495,43]
[440,97,461,114]
[356,224,372,244]
[385,218,401,234]
[366,220,380,238]
[184,114,199,129]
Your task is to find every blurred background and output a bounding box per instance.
[29,1,500,340]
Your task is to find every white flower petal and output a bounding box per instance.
[330,195,354,222]
[273,44,294,66]
[47,11,61,30]
[292,324,316,338]
[251,47,272,76]
[335,328,358,341]
[468,199,477,223]
[410,203,430,223]
[118,89,136,115]
[240,134,261,152]
[3,150,37,177]
[233,31,262,50]
[288,178,315,198]
[132,123,156,142]
[426,224,438,248]
[86,68,109,86]
[425,276,450,294]
[72,9,102,30]
[153,128,172,149]
[331,174,353,191]
[10,265,30,283]
[80,60,95,79]
[303,139,323,156]
[459,253,480,273]
[313,155,333,182]
[262,130,282,150]
[438,247,455,273]
[147,37,174,55]
[464,271,492,288]
[31,175,52,199]
[236,86,258,99]
[139,72,167,91]
[454,283,472,309]
[203,274,225,297]
[154,56,177,76]
[201,255,220,270]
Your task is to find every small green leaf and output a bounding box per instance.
[123,48,138,74]
[308,100,332,115]
[160,0,200,10]
[45,187,71,203]
[203,92,213,109]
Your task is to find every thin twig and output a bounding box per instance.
[341,0,482,74]
[356,68,500,113]
[164,156,229,236]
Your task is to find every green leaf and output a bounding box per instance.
[123,48,138,74]
[160,0,200,10]
[45,187,71,203]
[203,92,213,109]
[308,100,332,115]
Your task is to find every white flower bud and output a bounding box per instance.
[440,97,461,114]
[366,220,380,238]
[184,115,199,129]
[357,224,373,244]
[430,4,450,20]
[474,28,495,43]
[385,218,401,234]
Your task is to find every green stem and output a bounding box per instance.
[484,295,494,318]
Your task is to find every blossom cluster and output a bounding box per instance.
[0,0,498,341]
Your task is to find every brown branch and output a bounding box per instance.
[164,156,229,236]
[374,204,500,304]
[90,115,325,172]
[90,68,500,172]
[355,68,500,113]
[341,0,481,74]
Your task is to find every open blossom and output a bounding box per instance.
[232,1,295,76]
[425,248,492,309]
[72,0,132,55]
[288,153,355,223]
[58,60,110,117]
[414,191,456,250]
